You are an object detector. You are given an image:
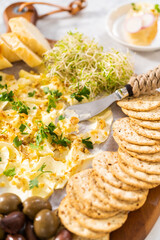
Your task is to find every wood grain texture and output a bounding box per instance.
[111,185,160,240]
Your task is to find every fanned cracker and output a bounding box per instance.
[89,172,147,211]
[125,149,160,162]
[64,197,127,233]
[92,151,137,191]
[130,120,160,140]
[112,152,156,189]
[94,171,148,202]
[130,118,160,130]
[66,175,118,219]
[72,169,122,211]
[121,107,160,121]
[117,93,160,111]
[59,197,106,239]
[118,149,160,175]
[72,235,110,240]
[113,133,160,153]
[113,118,158,145]
[118,160,160,184]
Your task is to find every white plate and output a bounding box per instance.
[106,3,160,52]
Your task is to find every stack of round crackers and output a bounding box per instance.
[59,93,160,239]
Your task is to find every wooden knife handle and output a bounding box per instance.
[3,2,38,32]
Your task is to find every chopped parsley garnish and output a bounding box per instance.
[0,91,14,102]
[43,87,49,94]
[12,101,30,115]
[47,90,62,113]
[47,122,56,134]
[28,90,36,97]
[0,157,2,162]
[36,121,49,146]
[13,136,22,147]
[19,123,30,135]
[29,163,52,189]
[71,86,90,102]
[33,106,36,109]
[53,134,71,147]
[82,137,93,149]
[155,4,160,12]
[0,76,2,81]
[0,84,7,90]
[59,115,65,120]
[3,167,16,177]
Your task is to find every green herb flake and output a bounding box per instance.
[36,122,49,146]
[3,167,16,177]
[0,84,7,90]
[12,101,30,115]
[13,136,22,147]
[29,163,52,189]
[1,129,7,134]
[33,106,36,110]
[71,86,90,102]
[155,4,160,12]
[0,91,14,102]
[59,115,65,120]
[0,76,2,81]
[28,90,36,97]
[0,157,2,162]
[43,87,50,94]
[82,137,93,149]
[19,123,29,135]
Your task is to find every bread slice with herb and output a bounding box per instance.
[9,17,51,56]
[1,33,42,68]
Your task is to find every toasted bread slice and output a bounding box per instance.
[0,37,20,62]
[1,33,42,68]
[9,17,51,56]
[0,54,12,70]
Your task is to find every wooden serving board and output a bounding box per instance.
[111,185,160,240]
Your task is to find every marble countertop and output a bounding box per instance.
[0,0,160,239]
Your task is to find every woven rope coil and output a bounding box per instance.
[129,65,160,97]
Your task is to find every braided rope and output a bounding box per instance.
[129,65,160,97]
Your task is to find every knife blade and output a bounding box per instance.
[65,86,131,121]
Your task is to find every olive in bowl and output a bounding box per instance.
[0,193,21,215]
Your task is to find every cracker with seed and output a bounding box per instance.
[89,172,147,211]
[113,118,158,145]
[125,149,160,162]
[94,171,148,202]
[121,107,160,121]
[118,149,160,175]
[118,159,160,184]
[113,133,160,154]
[130,118,160,130]
[59,197,106,239]
[130,120,160,140]
[117,93,160,111]
[66,175,118,219]
[111,151,156,189]
[92,151,137,191]
[72,235,110,240]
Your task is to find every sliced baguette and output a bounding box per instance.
[0,37,20,62]
[0,54,12,70]
[9,17,51,56]
[1,33,42,68]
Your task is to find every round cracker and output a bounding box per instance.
[94,171,148,202]
[73,235,110,240]
[113,118,158,145]
[89,172,147,211]
[113,133,160,154]
[92,151,137,191]
[130,118,160,130]
[111,151,156,189]
[64,197,128,233]
[130,120,160,140]
[117,93,160,111]
[59,197,106,239]
[121,107,160,121]
[125,149,160,162]
[118,160,160,184]
[119,148,160,175]
[66,175,118,219]
[71,169,119,212]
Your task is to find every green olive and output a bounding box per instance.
[0,193,21,214]
[34,209,59,239]
[0,214,5,240]
[23,196,51,220]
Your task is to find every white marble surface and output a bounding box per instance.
[0,0,160,239]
